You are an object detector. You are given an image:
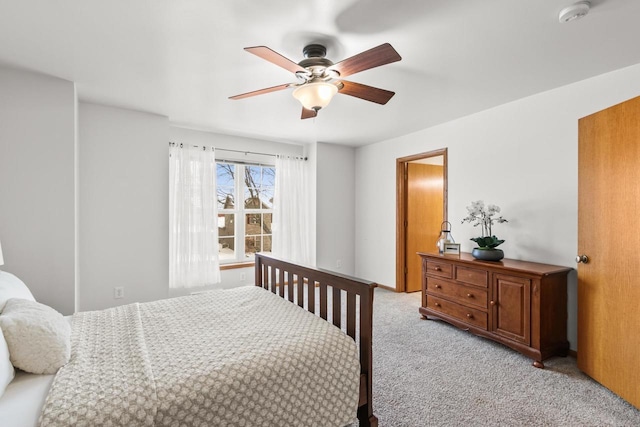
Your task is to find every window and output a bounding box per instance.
[216,162,275,264]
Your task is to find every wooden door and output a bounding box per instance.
[578,96,640,409]
[405,163,443,292]
[491,274,531,345]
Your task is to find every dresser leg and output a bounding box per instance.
[533,360,545,369]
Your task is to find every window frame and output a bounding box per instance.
[217,160,274,266]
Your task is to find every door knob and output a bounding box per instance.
[575,255,589,264]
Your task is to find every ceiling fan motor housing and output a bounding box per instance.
[302,44,327,58]
[298,44,335,78]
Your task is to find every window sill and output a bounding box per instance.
[220,262,255,271]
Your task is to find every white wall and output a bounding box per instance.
[78,102,169,311]
[315,142,356,275]
[355,63,640,351]
[0,66,76,314]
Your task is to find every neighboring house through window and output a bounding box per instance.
[216,162,275,264]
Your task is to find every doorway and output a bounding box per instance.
[396,149,447,293]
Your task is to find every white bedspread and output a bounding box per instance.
[39,286,360,426]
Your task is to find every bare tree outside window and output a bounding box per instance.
[217,162,275,262]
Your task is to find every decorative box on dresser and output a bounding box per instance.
[418,252,573,368]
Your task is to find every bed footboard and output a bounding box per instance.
[255,254,378,427]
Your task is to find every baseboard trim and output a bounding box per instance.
[376,284,398,292]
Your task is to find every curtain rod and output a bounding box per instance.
[169,142,307,160]
[217,147,307,161]
[215,147,275,157]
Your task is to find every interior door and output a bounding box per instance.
[405,163,443,292]
[577,95,640,409]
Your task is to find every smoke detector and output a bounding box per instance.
[559,1,591,23]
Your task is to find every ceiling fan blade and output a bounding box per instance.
[338,80,395,105]
[229,83,292,100]
[301,107,317,120]
[328,43,401,78]
[244,46,307,74]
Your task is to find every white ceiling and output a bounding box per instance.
[1,0,639,147]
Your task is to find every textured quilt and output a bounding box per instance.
[39,286,360,426]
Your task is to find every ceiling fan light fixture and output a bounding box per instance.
[292,81,338,111]
[230,43,401,119]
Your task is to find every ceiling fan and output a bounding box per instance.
[229,43,402,119]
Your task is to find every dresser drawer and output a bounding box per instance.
[426,277,488,309]
[455,266,488,288]
[425,260,453,279]
[426,295,488,330]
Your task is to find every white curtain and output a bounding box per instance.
[272,155,312,265]
[169,143,221,288]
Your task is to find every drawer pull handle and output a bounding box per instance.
[490,300,496,306]
[435,284,441,289]
[467,293,473,298]
[466,313,473,319]
[434,267,442,271]
[434,302,441,307]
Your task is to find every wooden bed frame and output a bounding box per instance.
[255,254,378,427]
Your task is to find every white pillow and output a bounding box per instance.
[0,271,36,313]
[0,328,15,398]
[0,298,71,374]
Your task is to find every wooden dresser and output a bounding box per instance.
[418,252,572,368]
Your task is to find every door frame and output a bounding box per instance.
[396,148,448,292]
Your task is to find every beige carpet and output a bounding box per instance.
[369,288,640,426]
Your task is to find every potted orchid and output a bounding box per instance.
[461,200,508,261]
